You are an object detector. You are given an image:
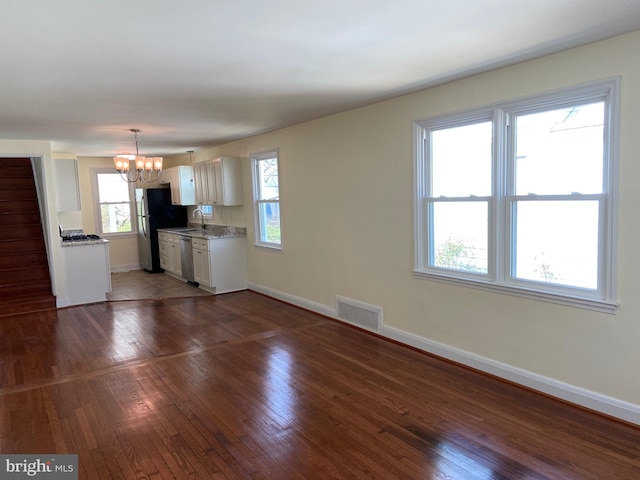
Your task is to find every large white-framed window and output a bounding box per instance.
[91,168,136,237]
[413,78,619,313]
[251,149,282,250]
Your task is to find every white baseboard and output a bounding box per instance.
[247,282,640,425]
[247,282,336,318]
[381,325,640,426]
[56,297,70,308]
[110,264,141,273]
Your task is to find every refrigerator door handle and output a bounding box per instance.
[142,214,147,237]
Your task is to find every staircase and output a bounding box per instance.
[0,158,56,316]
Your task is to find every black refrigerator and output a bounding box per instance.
[135,187,187,273]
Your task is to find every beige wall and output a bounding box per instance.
[6,30,638,421]
[189,31,640,420]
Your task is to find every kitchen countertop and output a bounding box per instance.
[158,225,247,239]
[61,238,109,247]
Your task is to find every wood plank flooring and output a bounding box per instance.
[0,291,638,479]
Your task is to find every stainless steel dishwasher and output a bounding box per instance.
[179,236,196,284]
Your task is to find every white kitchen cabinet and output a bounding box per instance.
[192,238,211,286]
[158,231,182,276]
[195,236,247,294]
[193,161,213,205]
[193,157,243,206]
[62,241,111,305]
[159,166,195,206]
[54,158,81,212]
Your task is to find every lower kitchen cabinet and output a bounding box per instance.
[158,231,182,276]
[158,229,247,293]
[192,238,210,286]
[62,241,111,306]
[193,236,247,294]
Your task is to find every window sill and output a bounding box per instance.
[102,232,137,240]
[412,270,618,314]
[254,243,283,253]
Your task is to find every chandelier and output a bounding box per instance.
[113,129,163,183]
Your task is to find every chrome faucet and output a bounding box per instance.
[192,207,206,229]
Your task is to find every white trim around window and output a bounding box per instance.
[413,78,620,313]
[90,168,137,238]
[250,149,283,251]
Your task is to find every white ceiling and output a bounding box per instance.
[2,0,639,157]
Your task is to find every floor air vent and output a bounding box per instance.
[336,295,383,332]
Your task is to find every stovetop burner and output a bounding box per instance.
[62,234,101,242]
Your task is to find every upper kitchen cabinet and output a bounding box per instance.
[193,157,243,206]
[53,158,81,212]
[159,166,195,206]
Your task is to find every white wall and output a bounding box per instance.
[191,31,640,423]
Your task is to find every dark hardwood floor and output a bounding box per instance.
[1,291,638,479]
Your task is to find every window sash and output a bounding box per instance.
[505,194,605,293]
[425,196,492,277]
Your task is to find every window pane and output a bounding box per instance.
[515,102,604,195]
[101,203,132,233]
[431,122,492,197]
[257,158,279,200]
[98,173,131,202]
[258,202,281,244]
[514,200,599,289]
[431,201,488,274]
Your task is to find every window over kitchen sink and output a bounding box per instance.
[91,169,135,236]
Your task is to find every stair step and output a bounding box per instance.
[0,212,41,226]
[0,189,37,201]
[0,176,35,190]
[0,251,48,269]
[0,295,56,317]
[0,199,39,213]
[0,281,53,300]
[0,238,47,255]
[0,266,50,288]
[0,224,44,240]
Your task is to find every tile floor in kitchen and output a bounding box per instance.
[107,269,213,301]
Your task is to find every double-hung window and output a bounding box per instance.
[92,169,135,236]
[251,150,282,249]
[414,79,618,312]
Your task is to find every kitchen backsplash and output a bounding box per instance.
[187,224,247,236]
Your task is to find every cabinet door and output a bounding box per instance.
[212,159,223,205]
[158,239,169,270]
[169,243,182,276]
[206,161,219,205]
[194,163,207,205]
[193,248,210,286]
[177,166,196,205]
[54,158,81,212]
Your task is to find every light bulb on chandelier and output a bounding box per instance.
[113,129,163,183]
